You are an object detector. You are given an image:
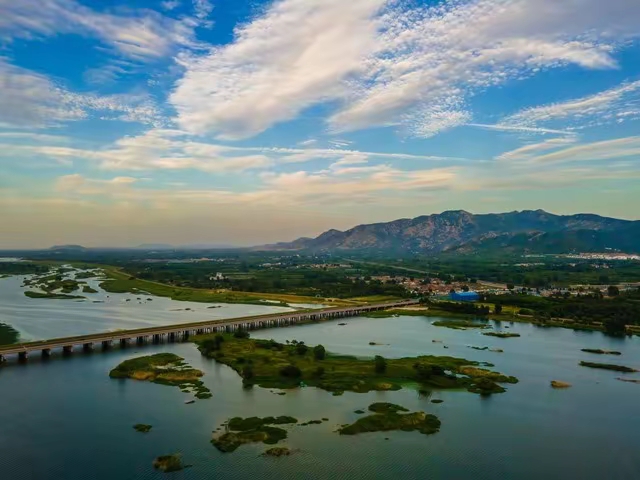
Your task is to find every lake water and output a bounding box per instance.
[0,270,307,342]
[1,274,639,479]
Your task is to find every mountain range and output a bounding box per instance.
[258,210,640,255]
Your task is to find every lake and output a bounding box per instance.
[0,273,639,479]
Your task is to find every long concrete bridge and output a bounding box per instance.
[0,299,418,362]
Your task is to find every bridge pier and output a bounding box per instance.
[102,340,111,350]
[42,348,51,358]
[63,345,73,355]
[136,336,145,345]
[120,338,129,347]
[168,332,176,342]
[153,334,160,344]
[83,343,93,352]
[18,351,28,361]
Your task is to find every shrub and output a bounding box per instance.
[313,345,326,360]
[374,355,387,374]
[280,365,302,378]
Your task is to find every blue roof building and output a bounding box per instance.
[449,291,480,302]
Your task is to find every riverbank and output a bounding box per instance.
[368,306,632,336]
[97,266,360,307]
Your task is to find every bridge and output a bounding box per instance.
[0,299,419,362]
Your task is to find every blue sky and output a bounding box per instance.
[0,0,639,248]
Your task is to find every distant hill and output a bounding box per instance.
[135,244,175,250]
[49,244,87,251]
[255,210,640,255]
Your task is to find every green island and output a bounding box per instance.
[152,454,185,473]
[82,285,98,293]
[432,319,490,330]
[617,378,640,384]
[24,291,85,300]
[262,447,293,457]
[579,361,637,373]
[0,323,19,346]
[581,348,621,355]
[109,353,212,399]
[194,333,517,396]
[468,346,504,352]
[133,424,152,433]
[212,416,297,452]
[338,402,440,436]
[482,332,521,338]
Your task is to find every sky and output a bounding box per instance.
[0,0,639,248]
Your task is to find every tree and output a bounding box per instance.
[313,344,326,360]
[462,285,470,292]
[296,343,308,355]
[494,303,503,315]
[608,285,620,297]
[374,355,387,373]
[242,365,254,379]
[507,284,515,290]
[234,329,250,339]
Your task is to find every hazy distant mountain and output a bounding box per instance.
[49,244,87,251]
[256,210,639,254]
[135,243,237,250]
[136,244,175,250]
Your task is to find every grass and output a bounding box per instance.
[194,334,517,396]
[579,361,637,373]
[98,266,354,307]
[338,403,441,436]
[82,285,98,294]
[109,353,212,399]
[152,454,184,472]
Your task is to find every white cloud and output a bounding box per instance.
[7,129,273,172]
[0,132,70,143]
[497,137,578,161]
[171,0,386,139]
[162,1,181,11]
[0,58,163,128]
[171,0,640,140]
[192,0,213,22]
[55,173,139,194]
[500,80,640,129]
[468,124,575,136]
[531,136,640,164]
[0,0,205,61]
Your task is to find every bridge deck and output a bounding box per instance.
[0,300,418,355]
